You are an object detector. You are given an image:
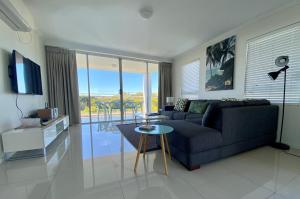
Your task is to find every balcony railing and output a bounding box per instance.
[79,92,158,123]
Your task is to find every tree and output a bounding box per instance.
[206,36,236,77]
[219,36,236,65]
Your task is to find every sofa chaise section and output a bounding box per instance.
[159,100,279,170]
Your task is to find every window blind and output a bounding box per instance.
[181,60,200,98]
[245,25,300,104]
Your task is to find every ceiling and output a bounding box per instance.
[24,0,295,59]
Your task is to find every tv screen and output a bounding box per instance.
[9,50,43,95]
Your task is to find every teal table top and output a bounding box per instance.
[134,125,174,135]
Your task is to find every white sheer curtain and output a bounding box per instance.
[181,60,200,99]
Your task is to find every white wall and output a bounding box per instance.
[0,1,47,162]
[173,2,300,148]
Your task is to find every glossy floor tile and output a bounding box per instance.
[0,123,299,199]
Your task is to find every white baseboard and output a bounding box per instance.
[286,148,300,157]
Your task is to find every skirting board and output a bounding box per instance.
[286,148,300,157]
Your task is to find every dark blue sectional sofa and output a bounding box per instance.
[159,99,279,170]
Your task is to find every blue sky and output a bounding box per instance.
[78,68,158,95]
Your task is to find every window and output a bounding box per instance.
[245,24,300,103]
[181,60,200,98]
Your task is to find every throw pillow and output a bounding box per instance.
[174,98,188,112]
[188,101,209,114]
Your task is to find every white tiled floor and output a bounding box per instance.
[1,123,300,199]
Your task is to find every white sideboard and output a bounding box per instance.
[1,116,69,160]
[2,130,70,185]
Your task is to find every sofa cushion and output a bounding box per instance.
[188,101,209,114]
[184,100,192,112]
[161,120,222,153]
[243,99,270,106]
[186,113,203,120]
[160,111,174,119]
[202,102,219,128]
[174,98,189,112]
[185,118,203,125]
[173,112,188,120]
[186,112,203,125]
[218,101,245,108]
[202,101,245,130]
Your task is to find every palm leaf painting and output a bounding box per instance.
[206,36,236,91]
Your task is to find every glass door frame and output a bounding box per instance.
[118,57,124,121]
[77,51,159,124]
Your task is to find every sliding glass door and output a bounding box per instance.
[88,55,121,123]
[77,52,158,124]
[122,59,147,120]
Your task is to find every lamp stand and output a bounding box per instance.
[271,69,290,150]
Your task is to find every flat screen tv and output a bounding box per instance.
[8,50,43,95]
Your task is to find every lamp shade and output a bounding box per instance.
[166,97,175,104]
[268,65,289,80]
[268,71,280,80]
[275,56,289,67]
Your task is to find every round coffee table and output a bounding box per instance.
[134,113,169,125]
[134,124,174,175]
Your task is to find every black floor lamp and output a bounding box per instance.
[268,56,290,150]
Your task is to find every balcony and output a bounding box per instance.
[80,92,158,123]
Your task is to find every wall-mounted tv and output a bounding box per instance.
[8,50,43,95]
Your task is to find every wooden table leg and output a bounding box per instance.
[160,134,168,175]
[164,134,171,160]
[143,135,147,158]
[134,134,144,173]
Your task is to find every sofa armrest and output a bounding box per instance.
[221,105,278,145]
